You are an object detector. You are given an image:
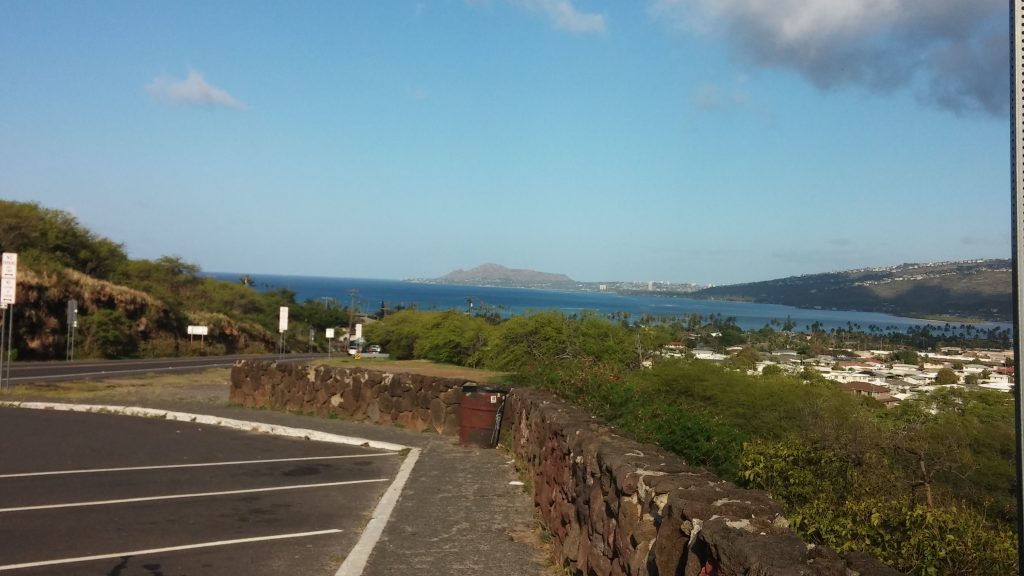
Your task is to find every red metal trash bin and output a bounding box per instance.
[459,385,509,448]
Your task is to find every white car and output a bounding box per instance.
[368,344,382,353]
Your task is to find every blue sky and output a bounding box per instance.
[0,0,1009,285]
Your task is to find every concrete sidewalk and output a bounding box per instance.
[5,395,551,576]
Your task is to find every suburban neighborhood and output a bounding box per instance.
[662,341,1014,406]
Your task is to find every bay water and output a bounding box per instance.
[210,273,1009,334]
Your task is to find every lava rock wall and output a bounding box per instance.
[229,361,462,434]
[229,361,900,576]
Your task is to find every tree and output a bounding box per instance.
[761,364,785,377]
[413,311,492,366]
[0,200,128,278]
[728,346,760,371]
[890,348,918,365]
[80,309,137,358]
[934,368,959,385]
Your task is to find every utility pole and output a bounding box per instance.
[347,289,358,346]
[1011,1,1024,568]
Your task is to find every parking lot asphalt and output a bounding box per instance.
[0,408,403,576]
[1,384,552,576]
[104,401,552,576]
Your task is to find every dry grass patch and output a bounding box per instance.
[3,368,230,404]
[313,358,508,384]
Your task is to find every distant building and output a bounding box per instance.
[692,349,727,361]
[837,381,899,407]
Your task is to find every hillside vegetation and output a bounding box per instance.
[365,309,1018,575]
[691,260,1011,321]
[0,201,349,359]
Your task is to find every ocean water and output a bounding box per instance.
[210,272,1010,334]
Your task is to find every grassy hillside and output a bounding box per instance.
[0,201,348,359]
[692,260,1011,321]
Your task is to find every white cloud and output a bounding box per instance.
[651,0,1008,116]
[146,70,247,109]
[511,0,606,34]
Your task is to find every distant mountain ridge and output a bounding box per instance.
[412,259,1011,322]
[419,263,577,289]
[691,259,1011,322]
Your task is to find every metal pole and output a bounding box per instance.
[1011,0,1024,565]
[0,306,5,392]
[6,305,14,389]
[347,289,357,348]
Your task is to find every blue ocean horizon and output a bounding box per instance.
[209,272,1010,334]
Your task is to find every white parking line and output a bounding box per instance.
[0,529,344,572]
[1,402,418,576]
[0,453,397,479]
[0,478,389,513]
[335,448,422,576]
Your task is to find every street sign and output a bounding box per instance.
[326,328,335,339]
[1,253,16,305]
[1,253,16,279]
[279,307,289,332]
[0,278,15,306]
[187,325,209,336]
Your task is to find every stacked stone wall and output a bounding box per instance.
[229,360,461,435]
[229,361,899,576]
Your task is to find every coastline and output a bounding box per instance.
[209,273,1012,333]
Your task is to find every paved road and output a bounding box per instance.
[0,407,402,575]
[3,353,326,385]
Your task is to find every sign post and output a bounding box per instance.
[66,299,78,361]
[0,253,16,391]
[187,326,208,350]
[326,328,335,359]
[278,307,289,357]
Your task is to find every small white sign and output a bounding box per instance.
[326,328,335,339]
[187,325,209,336]
[0,277,15,305]
[354,323,362,340]
[1,252,16,279]
[279,306,289,332]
